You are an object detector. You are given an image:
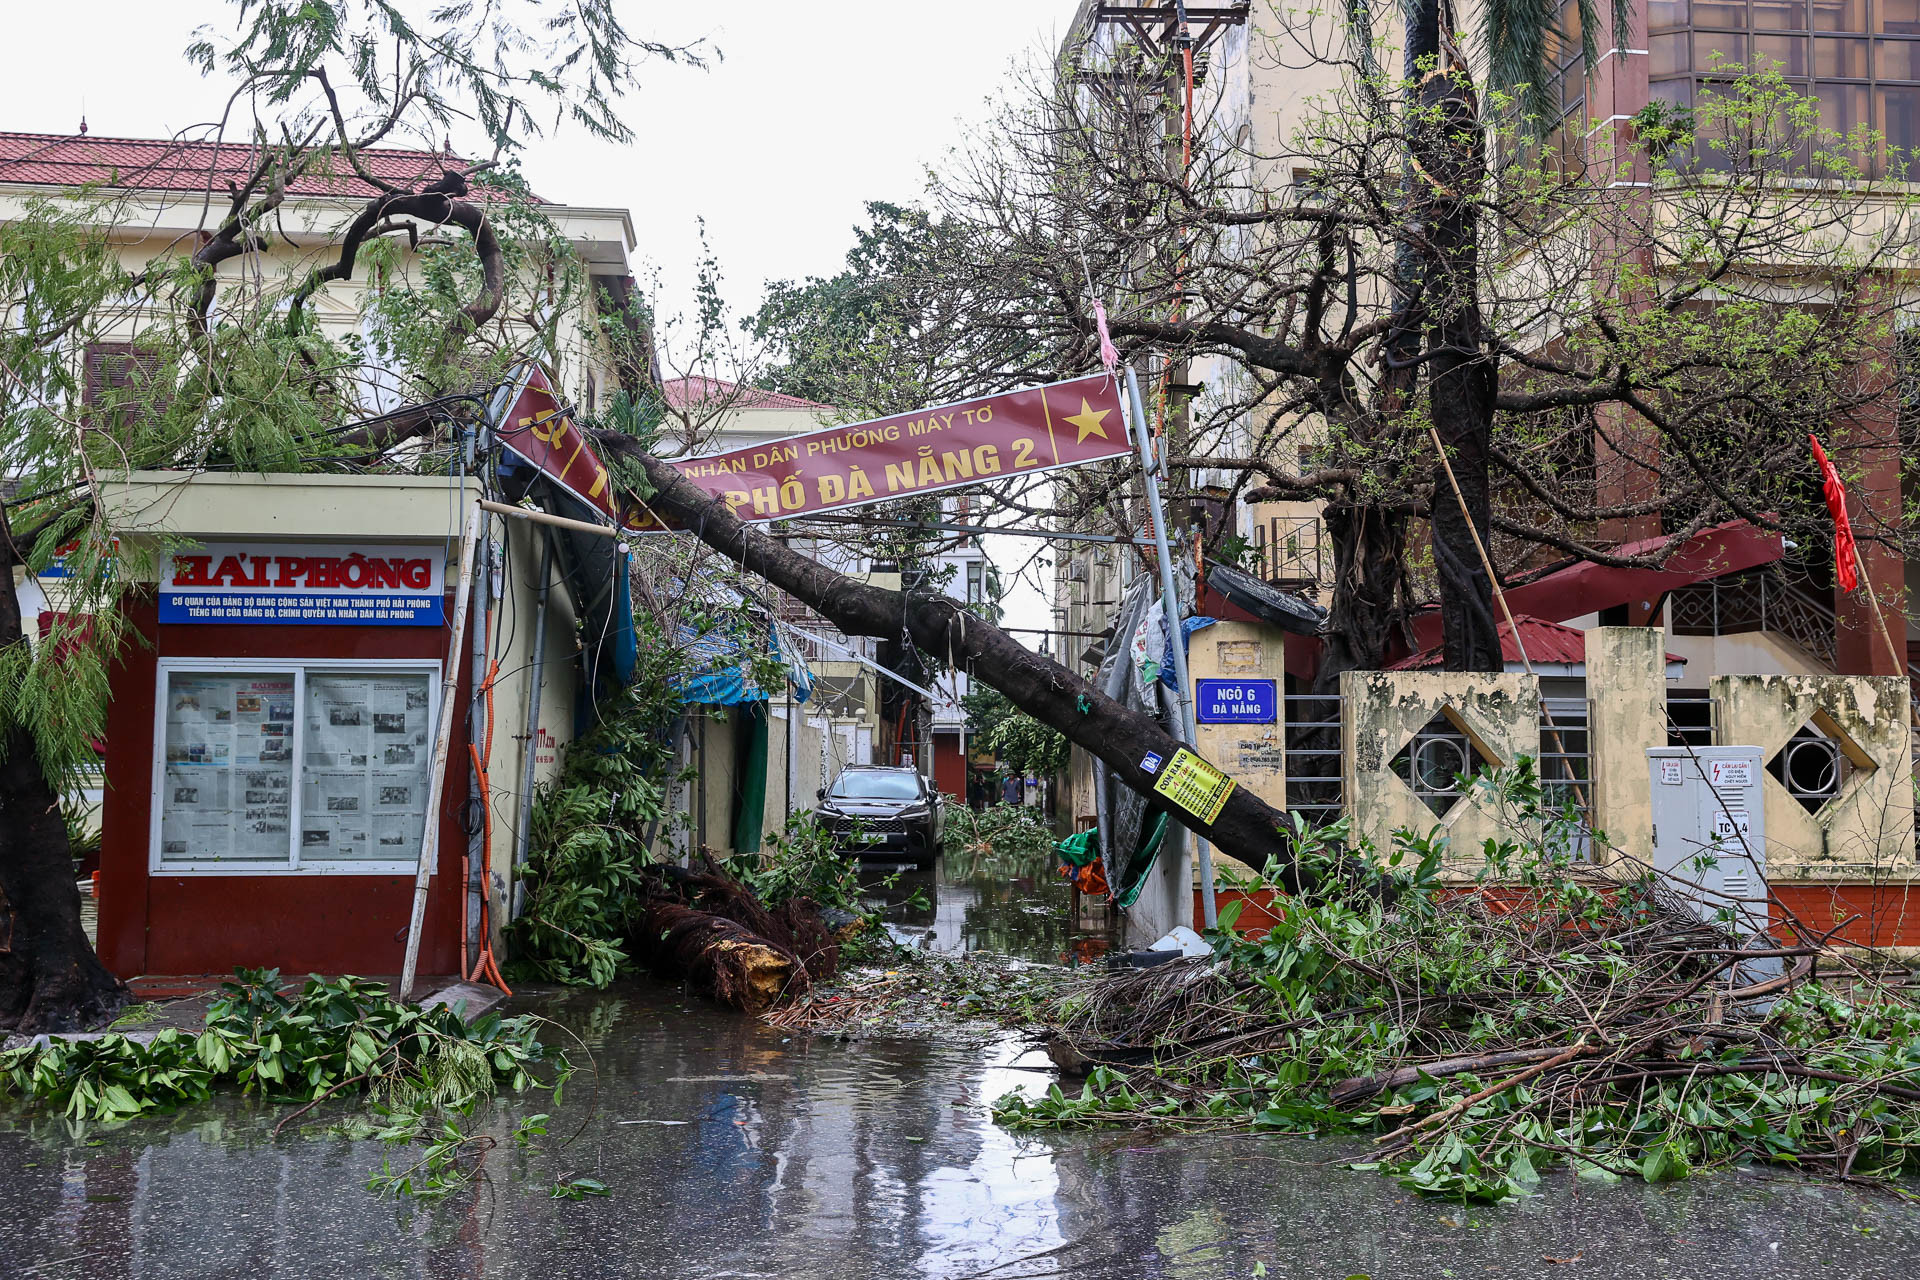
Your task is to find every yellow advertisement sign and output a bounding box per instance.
[1152,748,1237,826]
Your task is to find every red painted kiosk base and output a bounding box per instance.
[98,593,469,978]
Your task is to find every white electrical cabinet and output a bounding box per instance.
[1646,746,1771,940]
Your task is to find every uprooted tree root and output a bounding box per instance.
[629,859,843,1014]
[998,800,1920,1202]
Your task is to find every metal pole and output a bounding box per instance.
[1125,364,1217,929]
[466,511,491,975]
[510,531,554,920]
[400,499,484,999]
[785,679,796,820]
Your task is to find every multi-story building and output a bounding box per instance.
[0,129,646,976]
[1047,6,1920,947]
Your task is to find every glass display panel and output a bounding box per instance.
[1878,0,1920,33]
[1698,31,1750,66]
[1874,36,1920,74]
[1816,82,1874,167]
[1651,0,1693,28]
[1878,84,1920,151]
[1756,32,1812,69]
[1754,0,1810,27]
[159,671,295,865]
[300,673,433,863]
[1653,32,1691,74]
[1813,0,1867,30]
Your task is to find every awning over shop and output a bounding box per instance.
[1408,519,1784,651]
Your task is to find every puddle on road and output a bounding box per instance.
[859,837,1112,967]
[8,980,1920,1279]
[10,854,1920,1278]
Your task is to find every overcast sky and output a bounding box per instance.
[0,0,1075,639]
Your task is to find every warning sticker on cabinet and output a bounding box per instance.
[1708,760,1754,789]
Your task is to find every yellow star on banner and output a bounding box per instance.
[1064,398,1111,444]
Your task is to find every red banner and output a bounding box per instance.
[488,366,1131,528]
[490,366,627,524]
[674,373,1130,522]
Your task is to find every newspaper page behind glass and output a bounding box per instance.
[159,672,295,864]
[302,673,432,861]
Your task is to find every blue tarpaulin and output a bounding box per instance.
[669,614,813,707]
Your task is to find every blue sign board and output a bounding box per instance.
[1195,678,1277,725]
[159,543,446,627]
[159,589,444,627]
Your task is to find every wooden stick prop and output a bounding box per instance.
[399,500,483,999]
[1427,426,1589,811]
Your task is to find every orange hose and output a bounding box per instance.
[466,660,511,995]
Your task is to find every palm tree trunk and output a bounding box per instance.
[1393,0,1504,672]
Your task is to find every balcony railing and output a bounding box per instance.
[1669,569,1837,668]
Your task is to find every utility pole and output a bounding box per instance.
[1087,4,1250,534]
[1087,4,1247,932]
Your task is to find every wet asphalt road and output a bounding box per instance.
[6,847,1920,1279]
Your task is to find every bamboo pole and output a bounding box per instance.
[478,497,620,539]
[399,500,484,1000]
[1427,426,1590,813]
[1848,539,1908,679]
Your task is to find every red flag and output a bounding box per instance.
[1809,434,1858,592]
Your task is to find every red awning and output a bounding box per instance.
[1387,614,1687,672]
[1407,519,1784,652]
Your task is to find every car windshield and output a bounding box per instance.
[830,771,921,800]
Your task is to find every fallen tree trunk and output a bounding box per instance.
[631,901,799,1014]
[594,434,1371,899]
[0,502,127,1033]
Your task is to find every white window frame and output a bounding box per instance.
[149,656,442,876]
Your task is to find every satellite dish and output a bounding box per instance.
[1205,561,1327,636]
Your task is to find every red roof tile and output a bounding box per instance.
[663,375,831,412]
[0,131,541,202]
[1386,615,1685,671]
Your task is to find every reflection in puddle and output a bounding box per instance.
[5,982,1920,1279]
[860,836,1110,966]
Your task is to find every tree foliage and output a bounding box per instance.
[748,201,1003,419]
[961,683,1070,779]
[898,24,1918,679]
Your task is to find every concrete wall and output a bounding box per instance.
[765,702,830,835]
[1664,629,1828,681]
[1189,622,1287,811]
[1712,674,1915,878]
[479,513,580,952]
[1342,670,1542,870]
[1588,627,1668,864]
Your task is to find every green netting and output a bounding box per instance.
[1111,813,1170,910]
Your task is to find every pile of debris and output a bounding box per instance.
[999,841,1920,1200]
